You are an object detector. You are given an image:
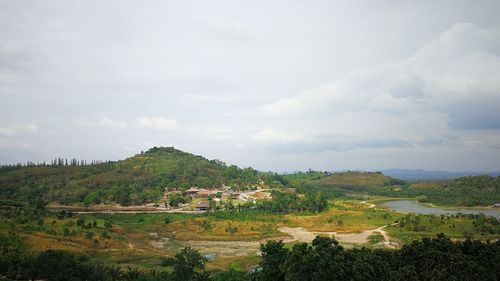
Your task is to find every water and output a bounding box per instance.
[381,200,500,219]
[203,253,217,261]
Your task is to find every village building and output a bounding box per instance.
[186,187,200,196]
[195,201,210,211]
[197,189,216,197]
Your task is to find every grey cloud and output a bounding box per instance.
[448,98,500,129]
[255,135,413,154]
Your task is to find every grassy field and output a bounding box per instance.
[2,197,499,271]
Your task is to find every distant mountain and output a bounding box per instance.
[380,169,500,181]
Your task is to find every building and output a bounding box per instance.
[197,189,216,197]
[186,187,200,196]
[494,203,500,208]
[195,201,210,211]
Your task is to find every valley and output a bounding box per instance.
[1,147,499,279]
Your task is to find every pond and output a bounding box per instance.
[380,200,500,219]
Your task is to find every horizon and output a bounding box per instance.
[1,1,500,172]
[2,145,499,175]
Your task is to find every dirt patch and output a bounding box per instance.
[278,227,324,243]
[360,201,376,208]
[278,225,394,245]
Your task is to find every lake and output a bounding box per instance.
[380,200,500,219]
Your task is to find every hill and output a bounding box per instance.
[289,171,500,206]
[381,168,500,181]
[0,147,286,205]
[404,175,500,206]
[286,171,406,198]
[311,171,403,188]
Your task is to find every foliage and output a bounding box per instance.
[296,172,500,207]
[256,234,500,281]
[295,171,405,199]
[0,147,279,205]
[1,220,499,280]
[251,191,327,213]
[162,247,208,281]
[390,213,500,242]
[375,176,500,206]
[168,193,192,207]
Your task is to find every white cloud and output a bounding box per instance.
[0,138,31,149]
[0,127,16,137]
[135,117,177,132]
[261,23,500,130]
[190,17,249,39]
[96,117,128,129]
[252,127,307,144]
[0,123,38,136]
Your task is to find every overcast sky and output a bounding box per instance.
[1,0,500,172]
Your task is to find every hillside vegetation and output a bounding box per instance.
[290,171,500,207]
[0,147,286,205]
[290,171,405,198]
[408,175,500,206]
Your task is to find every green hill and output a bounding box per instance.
[0,147,285,205]
[405,175,500,206]
[311,171,403,188]
[287,171,405,199]
[289,171,404,190]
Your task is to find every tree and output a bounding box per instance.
[259,240,287,281]
[104,220,113,229]
[76,218,85,227]
[164,247,208,281]
[169,194,190,208]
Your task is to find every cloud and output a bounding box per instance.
[0,138,31,149]
[251,128,308,144]
[0,123,38,153]
[96,117,128,129]
[134,117,177,132]
[251,132,413,154]
[0,123,38,136]
[260,23,500,130]
[448,98,500,129]
[1,1,500,171]
[190,17,249,40]
[79,117,177,132]
[0,127,16,137]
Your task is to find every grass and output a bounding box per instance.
[386,214,498,243]
[284,200,403,232]
[2,196,499,271]
[367,232,384,245]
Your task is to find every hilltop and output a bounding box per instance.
[0,147,286,205]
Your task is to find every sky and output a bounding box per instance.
[1,0,500,172]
